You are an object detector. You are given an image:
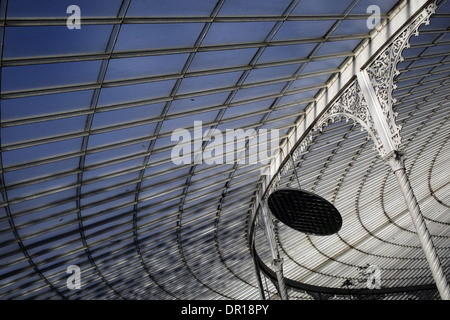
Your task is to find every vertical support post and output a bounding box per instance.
[314,71,450,299]
[358,68,450,300]
[357,68,450,300]
[264,1,446,299]
[385,151,450,300]
[251,253,266,300]
[260,202,288,300]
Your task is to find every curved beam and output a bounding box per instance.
[250,0,450,300]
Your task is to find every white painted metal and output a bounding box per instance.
[260,202,289,300]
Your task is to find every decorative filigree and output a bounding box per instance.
[366,2,437,152]
[313,80,385,156]
[264,81,381,200]
[262,1,437,200]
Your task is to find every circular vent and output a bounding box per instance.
[267,188,342,236]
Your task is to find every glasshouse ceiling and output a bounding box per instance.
[0,0,449,300]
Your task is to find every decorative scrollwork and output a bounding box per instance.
[313,80,385,156]
[366,2,437,153]
[264,80,382,200]
[262,1,437,200]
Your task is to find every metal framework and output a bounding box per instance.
[0,0,449,300]
[251,0,450,300]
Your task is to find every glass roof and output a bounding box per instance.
[0,0,449,300]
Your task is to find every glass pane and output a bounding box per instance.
[273,20,336,40]
[152,135,178,151]
[188,48,257,72]
[300,57,346,73]
[87,123,157,149]
[218,0,291,16]
[258,43,317,64]
[223,99,274,119]
[82,171,140,194]
[1,60,102,93]
[216,114,263,131]
[1,116,87,145]
[269,102,309,119]
[159,110,219,134]
[9,189,77,214]
[426,43,450,56]
[97,80,177,106]
[7,175,78,202]
[177,71,243,95]
[3,25,113,58]
[289,73,332,90]
[331,19,371,36]
[6,0,123,17]
[168,91,229,115]
[144,149,172,164]
[315,39,362,55]
[114,23,205,52]
[439,0,450,12]
[84,143,148,167]
[201,22,276,46]
[138,196,180,216]
[1,90,93,121]
[105,54,189,81]
[400,47,426,60]
[293,0,354,14]
[143,166,188,186]
[244,64,298,84]
[83,158,144,181]
[80,187,134,213]
[232,82,286,102]
[91,103,164,129]
[408,33,442,46]
[83,210,132,237]
[138,179,185,200]
[189,166,232,185]
[278,88,318,105]
[3,158,79,186]
[349,0,399,14]
[127,0,217,17]
[2,138,83,167]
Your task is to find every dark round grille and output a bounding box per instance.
[267,188,342,236]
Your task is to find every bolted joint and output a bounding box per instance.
[383,150,406,173]
[271,258,284,272]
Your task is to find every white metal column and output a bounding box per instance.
[311,1,449,299]
[385,151,450,300]
[260,202,289,300]
[253,0,449,300]
[358,69,450,300]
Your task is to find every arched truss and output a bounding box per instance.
[250,0,450,300]
[0,0,449,300]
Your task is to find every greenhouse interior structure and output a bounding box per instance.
[0,0,450,300]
